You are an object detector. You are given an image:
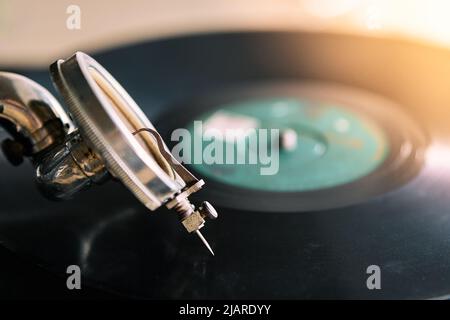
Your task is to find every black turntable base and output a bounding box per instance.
[1,31,450,299]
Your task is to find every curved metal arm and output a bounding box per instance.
[0,64,216,253]
[0,72,108,199]
[0,72,74,158]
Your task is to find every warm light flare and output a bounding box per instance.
[301,0,450,47]
[303,0,362,18]
[425,142,450,170]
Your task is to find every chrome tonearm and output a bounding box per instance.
[0,52,217,255]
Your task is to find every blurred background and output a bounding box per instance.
[2,0,450,68]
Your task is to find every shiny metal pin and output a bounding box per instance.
[195,230,215,256]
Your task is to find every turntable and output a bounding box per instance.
[1,28,450,300]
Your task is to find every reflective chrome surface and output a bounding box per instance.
[36,133,108,200]
[0,72,108,200]
[49,53,217,249]
[50,53,183,211]
[0,72,72,155]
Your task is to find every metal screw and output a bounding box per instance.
[199,201,218,220]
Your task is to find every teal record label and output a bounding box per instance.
[186,98,389,192]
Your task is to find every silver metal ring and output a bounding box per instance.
[50,52,182,210]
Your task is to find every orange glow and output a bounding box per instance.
[301,0,450,47]
[303,0,362,18]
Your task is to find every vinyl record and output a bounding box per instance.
[1,31,450,299]
[159,81,427,212]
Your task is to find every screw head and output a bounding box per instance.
[199,201,218,220]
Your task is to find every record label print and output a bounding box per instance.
[186,97,389,192]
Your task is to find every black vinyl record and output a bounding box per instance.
[1,31,450,299]
[159,81,427,212]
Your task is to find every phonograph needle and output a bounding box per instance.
[195,230,215,256]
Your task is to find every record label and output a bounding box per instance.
[187,97,389,192]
